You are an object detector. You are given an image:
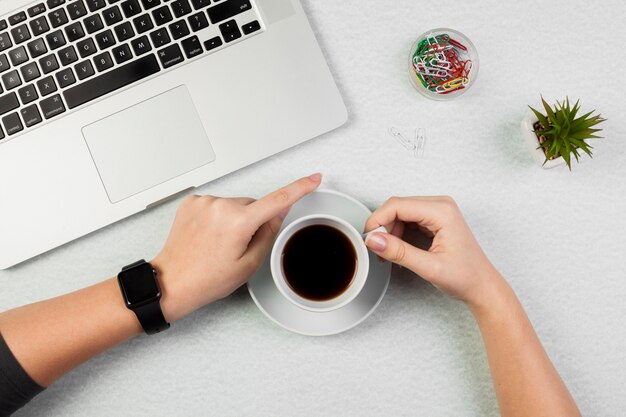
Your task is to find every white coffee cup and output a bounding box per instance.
[270,214,370,312]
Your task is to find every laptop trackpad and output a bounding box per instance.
[83,86,216,203]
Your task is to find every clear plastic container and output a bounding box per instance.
[408,28,479,100]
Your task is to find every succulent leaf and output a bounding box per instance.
[541,96,557,123]
[570,100,581,120]
[530,96,606,169]
[529,106,550,128]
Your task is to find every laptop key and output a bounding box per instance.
[46,29,67,50]
[9,46,29,66]
[65,22,86,42]
[131,36,152,56]
[96,30,116,49]
[157,43,184,68]
[2,112,23,136]
[152,6,173,26]
[219,20,240,43]
[112,44,132,63]
[203,36,221,51]
[37,75,58,96]
[2,70,22,90]
[169,20,189,40]
[64,54,160,109]
[67,0,88,20]
[75,60,95,79]
[207,0,251,24]
[77,38,97,57]
[188,12,209,32]
[47,0,66,9]
[121,0,141,18]
[140,0,161,10]
[114,22,135,42]
[18,84,39,104]
[30,17,51,36]
[55,67,76,87]
[149,29,169,48]
[181,35,202,59]
[241,20,260,35]
[103,6,123,26]
[0,54,10,73]
[0,21,7,32]
[39,54,60,73]
[39,94,65,119]
[93,51,114,71]
[171,0,192,18]
[133,14,154,34]
[0,33,13,52]
[21,104,43,127]
[191,0,210,10]
[9,12,28,27]
[0,92,20,115]
[58,45,78,65]
[20,62,41,82]
[11,24,32,44]
[85,0,107,12]
[49,9,69,28]
[28,4,47,18]
[218,20,236,33]
[84,14,104,34]
[27,38,48,58]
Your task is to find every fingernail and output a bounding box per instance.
[308,173,322,183]
[279,207,291,220]
[365,233,387,252]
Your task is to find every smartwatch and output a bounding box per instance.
[117,260,170,335]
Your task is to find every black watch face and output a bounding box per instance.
[119,263,160,307]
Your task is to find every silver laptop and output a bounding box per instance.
[0,0,347,269]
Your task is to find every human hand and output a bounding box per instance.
[153,174,322,322]
[364,196,503,306]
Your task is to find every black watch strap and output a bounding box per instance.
[121,260,170,335]
[134,302,170,335]
[121,259,147,271]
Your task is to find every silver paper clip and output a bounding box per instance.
[414,128,426,158]
[388,127,415,151]
[389,127,427,159]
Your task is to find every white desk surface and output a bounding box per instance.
[3,0,626,416]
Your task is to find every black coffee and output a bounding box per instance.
[282,224,357,301]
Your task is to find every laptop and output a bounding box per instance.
[0,0,347,269]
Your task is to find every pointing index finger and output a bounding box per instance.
[248,174,322,225]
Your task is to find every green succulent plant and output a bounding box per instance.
[529,97,606,169]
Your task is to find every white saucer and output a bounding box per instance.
[248,190,391,336]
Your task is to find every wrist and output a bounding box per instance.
[468,276,519,326]
[465,268,512,315]
[106,277,144,336]
[150,256,182,323]
[150,255,220,323]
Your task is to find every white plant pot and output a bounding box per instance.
[521,114,566,169]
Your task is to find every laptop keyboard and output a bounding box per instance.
[0,0,263,140]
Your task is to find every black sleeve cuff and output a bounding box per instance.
[0,332,44,417]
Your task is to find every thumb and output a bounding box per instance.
[243,215,285,264]
[365,232,437,279]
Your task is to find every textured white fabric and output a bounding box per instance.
[2,0,626,416]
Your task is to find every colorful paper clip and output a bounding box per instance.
[411,32,474,95]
